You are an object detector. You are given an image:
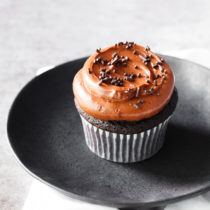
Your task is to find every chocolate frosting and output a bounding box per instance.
[73,42,174,121]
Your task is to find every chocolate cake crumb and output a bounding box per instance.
[75,89,178,134]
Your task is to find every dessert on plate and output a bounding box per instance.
[73,42,178,163]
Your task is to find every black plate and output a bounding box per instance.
[7,56,210,209]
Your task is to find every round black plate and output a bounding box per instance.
[7,56,210,209]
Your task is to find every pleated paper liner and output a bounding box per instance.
[80,116,170,163]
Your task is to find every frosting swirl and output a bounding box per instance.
[73,42,174,121]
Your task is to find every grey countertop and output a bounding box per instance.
[1,0,210,209]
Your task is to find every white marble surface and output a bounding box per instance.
[1,0,210,209]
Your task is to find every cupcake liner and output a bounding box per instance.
[80,116,171,163]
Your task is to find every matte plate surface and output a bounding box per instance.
[7,56,210,209]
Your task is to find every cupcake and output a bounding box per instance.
[73,42,178,163]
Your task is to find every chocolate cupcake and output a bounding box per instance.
[73,42,178,163]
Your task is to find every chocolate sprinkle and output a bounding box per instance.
[102,77,108,82]
[161,75,166,79]
[139,54,145,61]
[151,62,158,69]
[110,77,124,86]
[101,59,105,66]
[96,48,101,53]
[110,55,119,65]
[136,87,140,97]
[155,74,160,79]
[96,57,101,62]
[144,61,149,66]
[97,80,103,86]
[128,88,134,93]
[145,45,150,51]
[128,41,134,45]
[124,76,134,82]
[139,54,150,65]
[112,52,118,58]
[156,61,162,66]
[124,73,137,82]
[137,73,141,78]
[137,99,144,104]
[93,43,163,91]
[145,88,154,95]
[100,73,105,79]
[159,65,163,71]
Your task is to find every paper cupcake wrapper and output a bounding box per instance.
[80,116,171,163]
